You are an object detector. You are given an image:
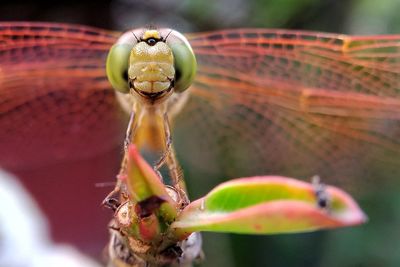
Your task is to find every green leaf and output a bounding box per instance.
[172,176,366,237]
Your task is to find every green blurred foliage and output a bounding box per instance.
[348,0,400,34]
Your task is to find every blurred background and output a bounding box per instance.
[1,0,400,266]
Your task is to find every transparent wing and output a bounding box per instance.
[0,22,126,170]
[3,23,400,194]
[175,29,400,192]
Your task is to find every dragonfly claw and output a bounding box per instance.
[311,175,331,210]
[102,180,124,210]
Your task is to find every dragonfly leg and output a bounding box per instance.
[154,113,172,171]
[119,110,139,175]
[103,110,138,205]
[124,110,137,151]
[153,113,189,204]
[166,146,189,205]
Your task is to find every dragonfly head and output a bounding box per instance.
[107,28,197,101]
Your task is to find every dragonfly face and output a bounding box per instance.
[107,28,197,104]
[129,31,175,100]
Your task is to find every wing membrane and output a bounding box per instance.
[2,24,400,192]
[176,29,400,191]
[0,22,125,169]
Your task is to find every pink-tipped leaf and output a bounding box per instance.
[125,145,177,221]
[172,176,366,238]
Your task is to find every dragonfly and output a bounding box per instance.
[1,22,400,200]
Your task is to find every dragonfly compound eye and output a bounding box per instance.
[106,30,142,94]
[165,30,197,93]
[107,43,134,94]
